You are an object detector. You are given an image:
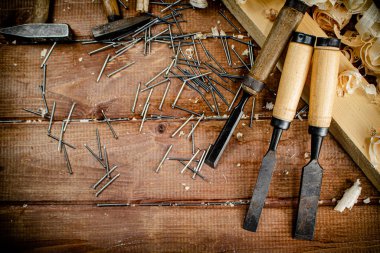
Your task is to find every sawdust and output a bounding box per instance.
[363,197,371,204]
[236,163,241,167]
[264,102,274,110]
[236,132,243,141]
[78,57,83,62]
[41,49,47,58]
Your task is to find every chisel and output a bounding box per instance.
[243,32,316,232]
[205,0,309,168]
[295,37,341,240]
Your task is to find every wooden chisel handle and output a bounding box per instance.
[308,38,341,128]
[272,32,315,124]
[102,0,121,22]
[242,0,308,95]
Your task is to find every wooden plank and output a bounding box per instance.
[222,0,380,191]
[0,120,377,202]
[0,204,379,252]
[0,39,283,120]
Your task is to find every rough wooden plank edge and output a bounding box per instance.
[329,119,380,189]
[222,0,380,191]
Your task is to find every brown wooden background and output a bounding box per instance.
[0,1,379,252]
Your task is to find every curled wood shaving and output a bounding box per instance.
[341,46,359,63]
[337,70,378,97]
[190,0,208,9]
[312,4,352,32]
[342,0,372,14]
[369,134,380,168]
[264,8,278,22]
[334,25,364,48]
[334,179,362,212]
[355,2,380,40]
[360,39,380,76]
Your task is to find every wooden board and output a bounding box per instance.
[222,0,380,191]
[1,205,379,252]
[0,1,379,252]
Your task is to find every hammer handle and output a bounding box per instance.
[243,0,308,94]
[308,45,340,128]
[273,40,314,122]
[102,0,121,22]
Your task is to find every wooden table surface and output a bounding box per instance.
[0,1,379,252]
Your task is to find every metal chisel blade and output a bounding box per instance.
[243,150,276,232]
[204,91,251,168]
[295,160,323,240]
[92,15,151,40]
[0,23,72,43]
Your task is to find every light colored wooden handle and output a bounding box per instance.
[308,46,340,128]
[102,0,121,22]
[273,42,313,122]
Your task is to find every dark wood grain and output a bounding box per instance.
[0,120,377,202]
[0,205,379,252]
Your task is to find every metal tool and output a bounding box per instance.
[243,32,316,233]
[0,23,72,43]
[205,0,309,168]
[92,15,151,40]
[295,37,341,240]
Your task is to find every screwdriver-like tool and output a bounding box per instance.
[204,0,309,168]
[243,32,316,232]
[295,37,341,240]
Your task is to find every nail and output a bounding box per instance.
[97,54,110,82]
[171,80,187,108]
[47,133,76,149]
[141,88,154,117]
[92,165,118,189]
[159,81,171,111]
[192,149,206,179]
[161,0,182,12]
[103,145,110,178]
[47,101,56,134]
[191,123,195,155]
[178,160,207,181]
[139,103,150,133]
[101,110,118,139]
[62,145,73,174]
[63,102,76,132]
[173,105,201,117]
[96,128,102,160]
[40,42,56,68]
[58,121,65,152]
[249,96,256,128]
[210,87,220,116]
[88,43,114,55]
[42,63,47,93]
[144,67,168,87]
[181,149,200,173]
[132,82,141,113]
[231,46,250,71]
[95,173,120,197]
[107,61,135,78]
[84,144,106,168]
[218,10,241,33]
[168,24,175,54]
[187,113,204,139]
[155,144,173,173]
[141,78,169,92]
[171,114,194,138]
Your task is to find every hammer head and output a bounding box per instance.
[92,15,151,41]
[0,23,72,43]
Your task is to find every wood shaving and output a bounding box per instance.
[236,132,243,141]
[236,0,247,4]
[190,0,208,9]
[337,69,378,98]
[41,49,47,58]
[355,2,379,40]
[185,48,194,58]
[363,197,371,204]
[178,131,185,137]
[264,8,278,22]
[302,0,337,10]
[360,39,380,76]
[334,25,364,48]
[194,32,207,40]
[312,4,352,32]
[264,102,274,110]
[342,0,372,14]
[136,0,149,13]
[78,57,83,62]
[334,179,362,212]
[211,26,219,36]
[220,30,227,36]
[242,49,249,56]
[236,163,241,167]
